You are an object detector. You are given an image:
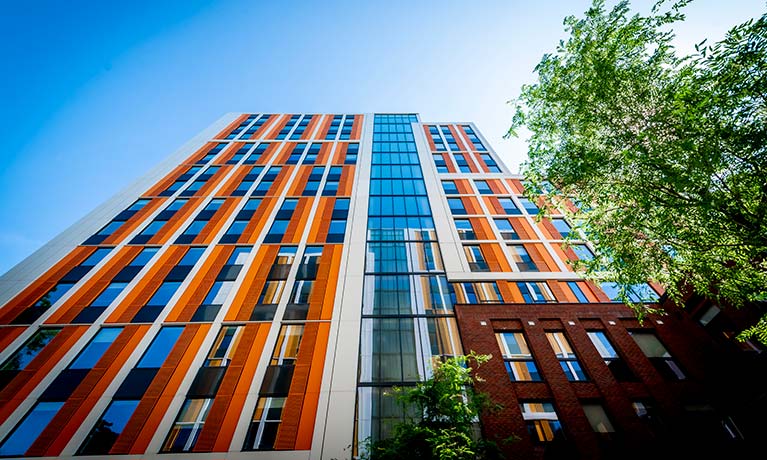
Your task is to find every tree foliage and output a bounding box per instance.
[510,0,767,342]
[363,353,509,460]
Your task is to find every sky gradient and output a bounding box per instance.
[0,0,764,273]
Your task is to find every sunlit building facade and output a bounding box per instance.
[0,113,757,459]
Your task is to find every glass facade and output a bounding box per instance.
[357,114,461,444]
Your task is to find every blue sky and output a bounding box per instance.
[0,0,764,273]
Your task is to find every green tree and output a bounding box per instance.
[509,0,767,343]
[363,353,509,460]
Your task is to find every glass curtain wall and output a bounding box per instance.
[356,114,462,446]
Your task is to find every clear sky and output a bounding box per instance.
[0,0,764,274]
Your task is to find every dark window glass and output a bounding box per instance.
[494,218,519,240]
[90,282,128,307]
[129,248,159,267]
[498,198,521,215]
[69,328,123,369]
[447,198,466,215]
[77,400,139,455]
[475,180,492,194]
[81,248,112,267]
[0,401,63,456]
[137,327,184,368]
[1,329,61,371]
[588,331,636,381]
[442,180,458,195]
[146,282,182,306]
[567,282,589,302]
[518,197,539,215]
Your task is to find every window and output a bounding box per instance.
[360,318,419,382]
[520,402,564,442]
[366,242,443,273]
[226,115,257,140]
[327,199,349,242]
[587,331,635,381]
[441,126,460,151]
[289,115,313,140]
[69,328,123,370]
[264,199,295,243]
[0,401,64,456]
[630,332,685,380]
[432,154,448,173]
[480,154,501,173]
[59,313,141,404]
[464,245,488,272]
[451,282,502,304]
[197,144,227,164]
[131,198,189,244]
[78,400,140,455]
[362,275,453,316]
[516,281,556,303]
[256,280,286,305]
[339,115,354,140]
[180,166,219,196]
[90,281,128,308]
[138,220,166,238]
[453,153,472,172]
[303,180,321,196]
[276,114,301,140]
[518,197,539,215]
[497,198,521,215]
[289,280,313,304]
[567,281,589,303]
[441,180,458,195]
[244,397,285,450]
[200,326,239,367]
[546,332,587,381]
[15,257,87,321]
[496,332,541,381]
[582,403,616,435]
[571,244,594,261]
[428,125,446,151]
[198,281,234,312]
[632,400,664,434]
[551,218,572,238]
[302,143,320,164]
[80,248,112,267]
[448,198,467,215]
[163,247,205,283]
[369,196,431,217]
[162,398,213,452]
[326,115,342,140]
[454,219,476,240]
[1,329,61,372]
[144,282,180,309]
[462,125,486,150]
[176,200,223,244]
[126,199,151,211]
[474,180,492,194]
[494,218,519,240]
[240,115,268,139]
[35,282,74,308]
[135,327,183,368]
[84,200,152,244]
[600,283,659,303]
[509,244,538,272]
[227,142,255,163]
[345,143,359,164]
[133,281,183,323]
[162,180,187,196]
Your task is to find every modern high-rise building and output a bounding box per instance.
[0,113,760,459]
